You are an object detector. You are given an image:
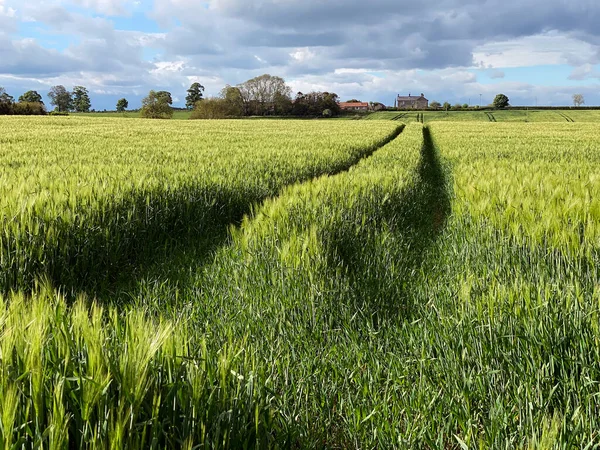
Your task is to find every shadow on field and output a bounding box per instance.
[331,126,452,324]
[87,126,405,305]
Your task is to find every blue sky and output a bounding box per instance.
[1,0,599,110]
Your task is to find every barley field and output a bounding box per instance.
[0,115,598,448]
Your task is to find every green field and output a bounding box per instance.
[0,116,599,448]
[365,109,600,123]
[73,110,193,120]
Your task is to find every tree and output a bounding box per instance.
[219,85,245,117]
[429,101,441,109]
[116,98,129,112]
[190,98,231,119]
[48,85,72,112]
[0,87,14,114]
[462,103,469,109]
[237,74,292,116]
[72,86,91,112]
[346,99,361,103]
[140,90,173,119]
[186,82,205,109]
[19,90,43,104]
[443,102,451,111]
[493,93,510,109]
[573,94,585,107]
[156,91,173,105]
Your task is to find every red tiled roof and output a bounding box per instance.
[339,102,369,108]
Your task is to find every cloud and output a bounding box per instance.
[3,0,600,108]
[568,64,600,80]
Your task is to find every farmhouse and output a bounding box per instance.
[339,101,369,111]
[396,93,428,109]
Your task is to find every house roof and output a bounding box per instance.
[397,95,428,102]
[339,102,369,108]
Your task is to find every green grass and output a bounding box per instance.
[72,110,193,119]
[0,118,599,448]
[365,109,600,123]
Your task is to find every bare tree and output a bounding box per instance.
[573,94,585,107]
[237,74,292,116]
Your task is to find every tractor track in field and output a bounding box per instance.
[104,125,407,303]
[486,112,497,122]
[557,112,575,122]
[392,113,406,121]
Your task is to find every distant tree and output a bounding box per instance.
[48,85,73,112]
[19,90,43,104]
[219,85,245,117]
[429,101,441,109]
[116,98,129,112]
[186,82,205,109]
[72,86,91,112]
[346,99,361,103]
[443,101,451,111]
[572,94,585,107]
[273,91,293,115]
[156,91,173,105]
[292,91,341,117]
[452,103,462,111]
[237,74,292,116]
[190,97,231,119]
[322,109,332,118]
[140,90,173,119]
[493,93,510,109]
[0,87,14,114]
[462,103,469,109]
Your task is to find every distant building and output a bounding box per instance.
[339,102,369,111]
[395,93,428,109]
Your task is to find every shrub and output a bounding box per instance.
[190,98,233,119]
[12,102,47,115]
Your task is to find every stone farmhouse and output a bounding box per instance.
[395,93,428,109]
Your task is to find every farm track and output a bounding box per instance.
[557,111,575,122]
[108,125,406,302]
[486,112,497,122]
[392,113,406,121]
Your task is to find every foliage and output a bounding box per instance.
[493,93,510,108]
[12,101,46,115]
[185,82,205,109]
[292,91,341,117]
[0,87,14,114]
[48,85,73,112]
[190,97,233,119]
[219,85,245,117]
[116,98,129,112]
[443,101,451,110]
[140,90,173,119]
[429,101,441,109]
[18,90,43,104]
[72,86,92,112]
[573,93,585,107]
[237,74,292,116]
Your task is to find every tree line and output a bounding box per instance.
[1,75,342,119]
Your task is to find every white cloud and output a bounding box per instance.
[473,32,598,68]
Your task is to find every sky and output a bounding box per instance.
[1,0,600,110]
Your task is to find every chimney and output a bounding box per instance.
[409,93,411,97]
[421,93,424,97]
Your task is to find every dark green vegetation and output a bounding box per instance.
[0,117,599,448]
